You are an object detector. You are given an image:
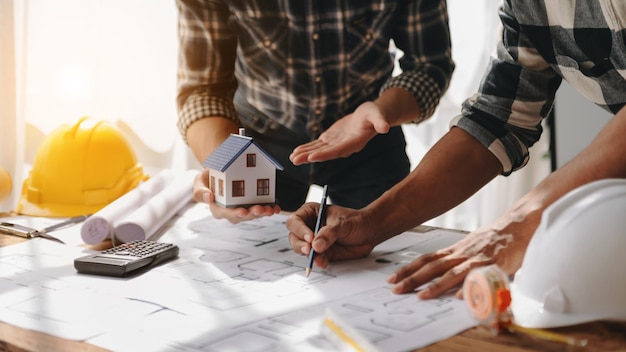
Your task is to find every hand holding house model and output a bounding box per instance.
[202,128,284,208]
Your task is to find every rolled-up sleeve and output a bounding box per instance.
[381,0,454,121]
[450,1,562,175]
[176,0,240,143]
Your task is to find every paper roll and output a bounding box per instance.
[114,169,197,243]
[80,169,175,244]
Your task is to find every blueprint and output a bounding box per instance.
[0,202,477,351]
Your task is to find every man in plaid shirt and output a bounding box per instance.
[288,0,626,298]
[176,0,453,223]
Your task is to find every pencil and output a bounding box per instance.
[305,185,328,278]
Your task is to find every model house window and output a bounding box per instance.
[210,176,216,193]
[257,179,270,196]
[232,180,245,197]
[219,179,224,196]
[246,154,256,167]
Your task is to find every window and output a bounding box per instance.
[257,179,270,196]
[246,154,256,167]
[210,176,215,193]
[232,180,245,197]
[218,179,224,196]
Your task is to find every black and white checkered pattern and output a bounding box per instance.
[453,0,626,175]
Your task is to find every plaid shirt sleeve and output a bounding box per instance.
[176,0,240,143]
[450,1,562,175]
[381,0,454,122]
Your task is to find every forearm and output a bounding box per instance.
[187,117,240,163]
[504,106,626,231]
[363,127,502,243]
[374,87,422,126]
[176,0,238,153]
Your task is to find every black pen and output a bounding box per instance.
[306,185,328,277]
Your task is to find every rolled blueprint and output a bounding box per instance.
[80,169,175,245]
[114,169,197,243]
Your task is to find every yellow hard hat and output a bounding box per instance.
[17,117,148,217]
[0,166,11,203]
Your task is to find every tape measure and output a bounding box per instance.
[463,264,512,332]
[462,264,589,347]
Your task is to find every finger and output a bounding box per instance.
[290,155,308,166]
[258,204,281,216]
[313,253,329,269]
[290,140,327,159]
[247,205,277,217]
[259,204,280,216]
[288,231,310,255]
[292,139,327,154]
[387,251,446,284]
[290,151,315,165]
[290,141,328,165]
[286,204,320,238]
[455,287,463,300]
[210,204,250,224]
[417,265,471,300]
[311,225,341,253]
[389,252,461,295]
[193,170,212,203]
[306,145,345,163]
[418,258,496,299]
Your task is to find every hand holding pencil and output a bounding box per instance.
[286,186,376,274]
[305,185,329,277]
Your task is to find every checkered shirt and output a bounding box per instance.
[176,0,454,142]
[453,0,626,175]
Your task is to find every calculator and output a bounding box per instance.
[74,240,179,277]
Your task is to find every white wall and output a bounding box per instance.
[3,0,199,214]
[553,82,612,168]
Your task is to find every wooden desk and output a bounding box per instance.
[1,235,625,352]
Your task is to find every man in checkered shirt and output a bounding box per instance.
[287,1,626,298]
[176,0,454,224]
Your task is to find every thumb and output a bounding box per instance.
[373,120,390,134]
[202,189,215,204]
[312,237,327,252]
[370,112,390,134]
[312,226,336,253]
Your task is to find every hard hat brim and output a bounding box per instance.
[510,274,607,329]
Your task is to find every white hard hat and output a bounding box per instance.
[510,179,626,328]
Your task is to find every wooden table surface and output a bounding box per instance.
[1,229,625,352]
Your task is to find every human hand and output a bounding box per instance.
[386,215,538,299]
[289,101,389,165]
[287,202,377,269]
[193,169,281,224]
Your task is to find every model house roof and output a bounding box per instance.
[202,134,284,172]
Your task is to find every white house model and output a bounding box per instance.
[202,129,284,208]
